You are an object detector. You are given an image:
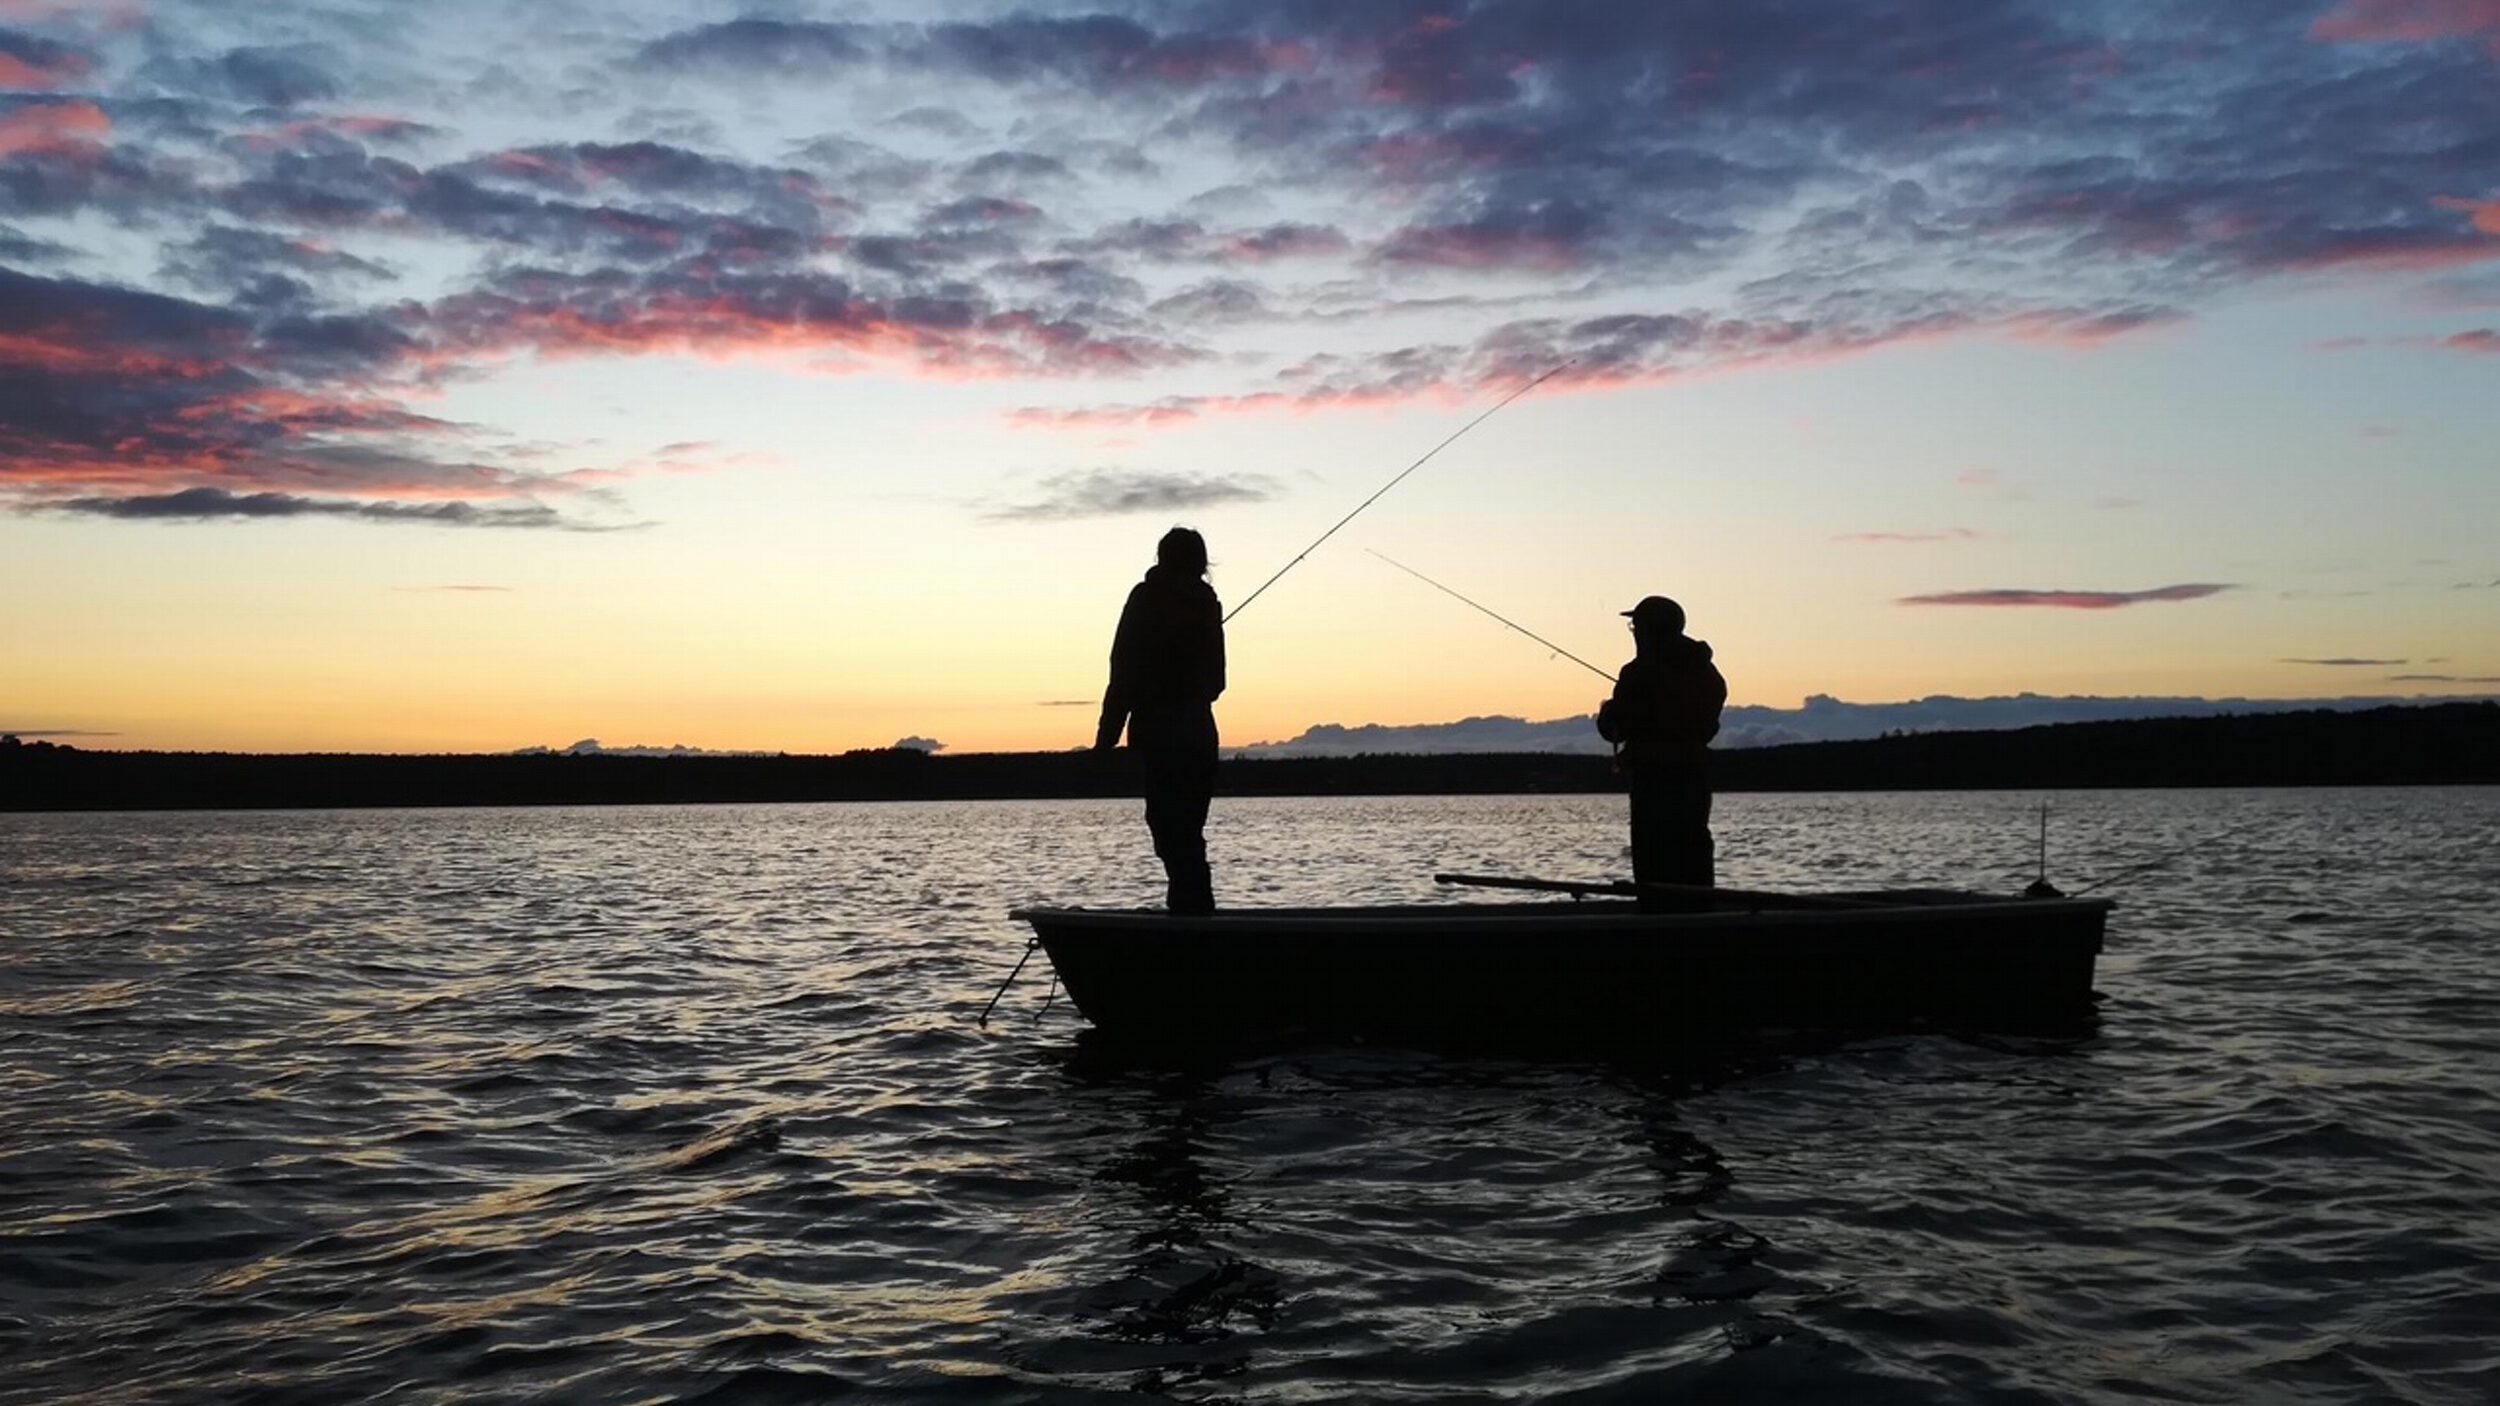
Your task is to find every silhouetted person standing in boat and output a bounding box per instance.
[1596,595,1727,908]
[1096,527,1225,914]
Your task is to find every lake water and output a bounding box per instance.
[2,790,2495,1404]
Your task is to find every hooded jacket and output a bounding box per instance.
[1097,564,1226,749]
[1597,635,1725,769]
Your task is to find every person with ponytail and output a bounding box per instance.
[1095,527,1226,914]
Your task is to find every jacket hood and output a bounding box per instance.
[1142,562,1219,602]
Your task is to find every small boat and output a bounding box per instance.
[1007,874,2112,1048]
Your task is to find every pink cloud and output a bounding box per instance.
[2281,230,2500,273]
[0,101,110,160]
[2434,196,2500,235]
[2314,0,2500,50]
[2310,329,2500,353]
[0,0,143,26]
[1376,222,1592,272]
[618,440,775,478]
[2004,307,2187,348]
[1899,584,2235,609]
[0,48,91,90]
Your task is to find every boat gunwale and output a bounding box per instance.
[1012,893,2115,936]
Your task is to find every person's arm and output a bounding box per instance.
[1595,665,1634,743]
[1207,601,1227,703]
[1096,589,1142,750]
[1662,660,1726,750]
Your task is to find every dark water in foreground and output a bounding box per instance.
[2,790,2495,1404]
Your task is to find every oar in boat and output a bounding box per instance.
[1433,872,1885,911]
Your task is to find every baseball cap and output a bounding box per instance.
[1620,595,1685,632]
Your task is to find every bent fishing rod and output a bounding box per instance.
[1366,550,1614,682]
[1222,361,1573,625]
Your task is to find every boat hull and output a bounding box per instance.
[1015,894,2110,1047]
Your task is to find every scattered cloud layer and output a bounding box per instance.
[5,2,2499,525]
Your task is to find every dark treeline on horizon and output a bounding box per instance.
[2,703,2493,812]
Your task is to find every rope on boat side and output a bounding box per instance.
[978,936,1040,1027]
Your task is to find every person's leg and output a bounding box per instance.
[1165,781,1213,914]
[1142,765,1191,911]
[1632,771,1712,909]
[1139,720,1217,914]
[1663,782,1714,889]
[1627,782,1658,886]
[1628,778,1673,911]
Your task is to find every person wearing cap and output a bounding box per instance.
[1095,526,1226,915]
[1595,595,1728,907]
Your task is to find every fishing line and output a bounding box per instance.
[1221,361,1573,625]
[1367,549,1615,682]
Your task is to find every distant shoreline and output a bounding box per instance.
[3,703,2493,812]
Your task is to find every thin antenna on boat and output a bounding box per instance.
[1367,549,1616,682]
[2021,800,2062,899]
[1223,361,1572,626]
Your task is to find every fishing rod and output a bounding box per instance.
[1367,549,1615,682]
[1222,361,1573,625]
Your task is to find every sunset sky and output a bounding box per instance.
[4,0,2497,754]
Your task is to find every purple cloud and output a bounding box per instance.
[983,467,1278,521]
[634,20,873,74]
[42,487,617,530]
[0,28,94,90]
[1899,585,2236,609]
[1835,528,1982,544]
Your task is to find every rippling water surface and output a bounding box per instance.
[4,789,2496,1404]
